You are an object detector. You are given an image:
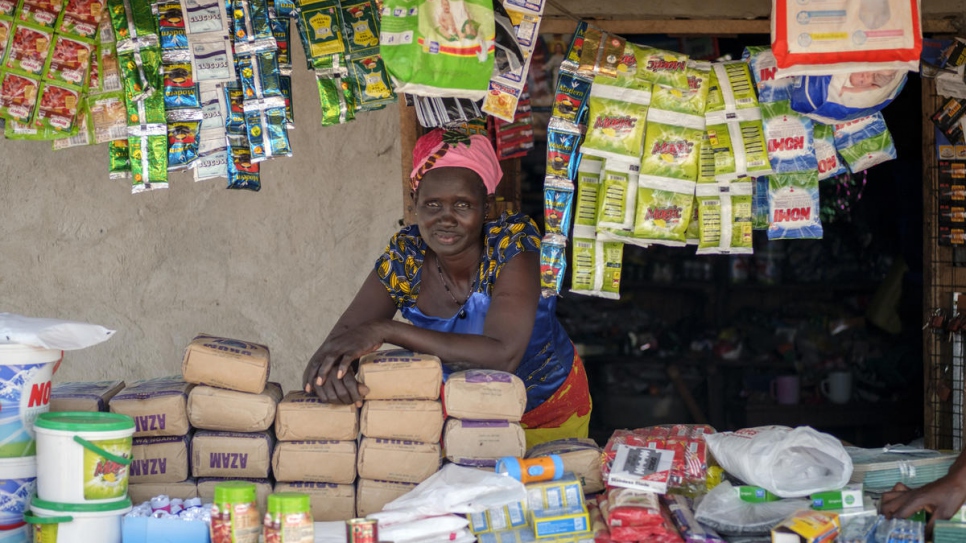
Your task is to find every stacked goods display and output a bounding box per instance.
[355,349,443,516]
[50,380,126,412]
[180,334,275,511]
[442,369,527,468]
[109,375,199,502]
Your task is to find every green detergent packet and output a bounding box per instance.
[706,108,770,181]
[570,228,623,300]
[649,60,711,117]
[641,109,704,182]
[633,175,695,246]
[595,159,637,231]
[706,60,758,114]
[580,78,650,162]
[574,156,603,228]
[720,181,753,254]
[695,182,722,254]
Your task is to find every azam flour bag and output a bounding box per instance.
[380,0,495,99]
[767,171,823,240]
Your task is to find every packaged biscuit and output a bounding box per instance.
[275,391,359,441]
[443,419,526,468]
[444,370,527,422]
[272,440,357,484]
[641,109,704,181]
[580,79,650,162]
[634,45,690,91]
[360,400,444,443]
[181,333,271,394]
[0,71,41,122]
[705,108,771,181]
[187,382,282,433]
[760,100,817,174]
[130,433,191,483]
[356,479,417,518]
[718,181,753,254]
[190,430,274,478]
[632,176,696,247]
[570,229,622,301]
[695,182,722,254]
[595,159,637,232]
[275,482,356,521]
[743,45,793,104]
[129,480,198,504]
[813,122,847,180]
[50,380,126,412]
[356,438,441,484]
[357,350,442,401]
[574,156,603,228]
[649,60,711,117]
[706,61,758,114]
[110,376,193,437]
[6,22,53,75]
[767,171,823,240]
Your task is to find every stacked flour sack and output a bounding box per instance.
[442,369,527,470]
[179,335,277,512]
[355,350,444,516]
[272,382,361,521]
[109,375,200,505]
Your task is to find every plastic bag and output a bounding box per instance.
[373,464,527,525]
[378,515,470,542]
[790,71,907,124]
[0,313,116,350]
[771,0,922,77]
[693,481,810,536]
[602,426,714,496]
[380,0,495,99]
[704,426,853,498]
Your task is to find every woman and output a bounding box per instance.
[302,128,591,447]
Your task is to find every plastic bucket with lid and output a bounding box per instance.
[24,497,131,543]
[0,524,29,543]
[33,412,134,504]
[0,457,36,529]
[0,344,60,457]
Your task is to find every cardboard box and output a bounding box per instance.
[122,516,209,543]
[526,438,604,494]
[191,431,274,479]
[272,440,357,484]
[357,438,441,484]
[188,382,282,433]
[50,380,126,412]
[361,400,444,442]
[526,475,584,512]
[129,480,199,504]
[468,501,528,534]
[181,334,270,394]
[356,479,417,518]
[110,376,194,437]
[737,485,781,503]
[275,391,359,442]
[811,484,863,510]
[275,482,355,521]
[198,478,272,512]
[530,505,591,538]
[357,350,442,400]
[771,510,840,543]
[130,433,191,484]
[443,370,527,422]
[443,419,526,468]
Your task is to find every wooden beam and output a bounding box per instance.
[399,101,419,226]
[538,16,959,36]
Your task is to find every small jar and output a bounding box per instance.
[264,492,313,543]
[211,481,261,543]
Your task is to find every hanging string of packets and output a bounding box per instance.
[539,23,900,300]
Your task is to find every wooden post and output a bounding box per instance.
[399,101,420,226]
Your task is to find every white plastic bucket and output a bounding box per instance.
[24,497,131,543]
[0,524,29,543]
[34,412,134,504]
[0,344,60,457]
[0,457,36,529]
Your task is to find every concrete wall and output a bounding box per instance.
[0,43,402,393]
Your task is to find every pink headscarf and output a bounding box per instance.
[410,128,503,194]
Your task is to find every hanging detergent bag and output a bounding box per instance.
[380,0,495,99]
[771,0,922,76]
[790,70,907,123]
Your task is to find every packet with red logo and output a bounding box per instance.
[633,175,695,246]
[580,72,651,163]
[650,60,711,118]
[641,109,704,181]
[635,45,690,92]
[0,70,41,122]
[34,81,82,132]
[6,22,53,75]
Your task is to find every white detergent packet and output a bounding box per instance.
[813,122,847,180]
[760,100,818,174]
[0,313,115,350]
[743,45,793,103]
[832,113,897,173]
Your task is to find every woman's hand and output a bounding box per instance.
[302,322,385,405]
[881,478,966,534]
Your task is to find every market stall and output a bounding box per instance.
[3,0,966,542]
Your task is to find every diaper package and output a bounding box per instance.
[790,71,907,124]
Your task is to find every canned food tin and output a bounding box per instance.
[346,518,378,543]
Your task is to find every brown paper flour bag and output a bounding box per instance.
[275,391,359,442]
[357,438,441,484]
[272,440,357,484]
[443,419,526,468]
[188,382,282,432]
[443,370,526,422]
[110,376,194,437]
[182,334,270,394]
[360,400,444,443]
[357,350,442,400]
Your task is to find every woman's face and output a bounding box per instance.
[414,167,487,257]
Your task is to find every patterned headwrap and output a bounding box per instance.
[410,128,503,194]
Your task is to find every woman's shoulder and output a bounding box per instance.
[484,213,542,262]
[387,223,427,255]
[484,212,541,240]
